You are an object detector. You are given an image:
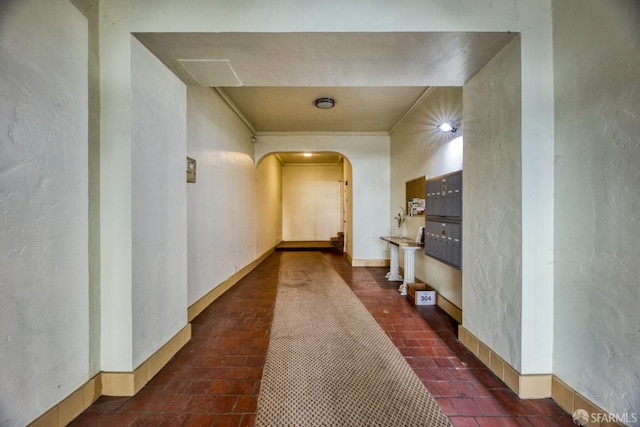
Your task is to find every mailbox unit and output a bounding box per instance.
[425,170,462,270]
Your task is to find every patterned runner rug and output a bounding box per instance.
[256,252,452,426]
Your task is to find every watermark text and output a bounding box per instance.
[573,408,638,426]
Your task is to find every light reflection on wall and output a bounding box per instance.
[445,136,463,168]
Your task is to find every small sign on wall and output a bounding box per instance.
[187,157,196,183]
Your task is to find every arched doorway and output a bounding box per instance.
[257,151,353,256]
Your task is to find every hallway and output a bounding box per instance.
[69,252,573,427]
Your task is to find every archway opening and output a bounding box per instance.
[257,151,353,256]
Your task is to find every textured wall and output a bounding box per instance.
[282,165,342,241]
[187,87,258,306]
[0,1,89,425]
[131,40,188,368]
[553,0,640,416]
[390,87,463,307]
[462,38,523,370]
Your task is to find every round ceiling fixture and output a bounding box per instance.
[315,97,335,109]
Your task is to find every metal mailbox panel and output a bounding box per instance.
[444,222,462,269]
[446,171,462,218]
[424,220,443,263]
[424,220,462,270]
[426,179,443,217]
[425,171,462,219]
[424,170,462,270]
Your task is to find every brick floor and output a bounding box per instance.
[70,252,574,427]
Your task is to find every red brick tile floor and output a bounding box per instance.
[70,252,575,427]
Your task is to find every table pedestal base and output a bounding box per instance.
[379,236,422,295]
[385,244,403,282]
[399,246,420,296]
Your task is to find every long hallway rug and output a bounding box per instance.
[256,252,452,426]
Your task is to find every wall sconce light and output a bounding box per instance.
[315,97,335,109]
[437,122,458,133]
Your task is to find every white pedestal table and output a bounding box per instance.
[380,236,423,295]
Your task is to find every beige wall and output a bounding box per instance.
[462,37,523,371]
[256,155,284,253]
[0,1,90,425]
[186,87,260,307]
[131,39,188,368]
[552,0,640,416]
[389,87,463,308]
[282,164,342,241]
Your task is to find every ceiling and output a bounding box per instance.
[135,32,518,136]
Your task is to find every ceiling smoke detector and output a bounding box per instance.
[315,97,335,109]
